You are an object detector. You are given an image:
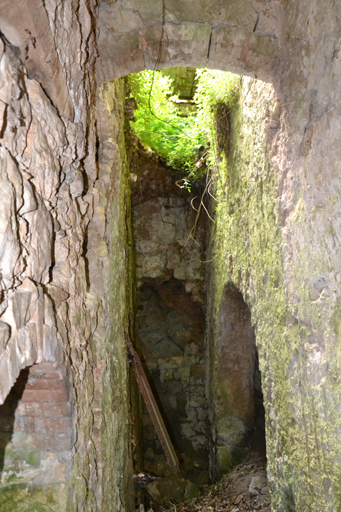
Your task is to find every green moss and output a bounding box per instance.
[217,446,234,474]
[0,484,65,512]
[207,77,341,511]
[3,450,41,469]
[96,79,135,512]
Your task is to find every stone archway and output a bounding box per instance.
[0,0,340,510]
[96,0,281,83]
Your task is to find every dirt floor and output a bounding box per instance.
[158,455,271,512]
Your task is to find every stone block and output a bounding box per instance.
[2,448,41,469]
[185,480,200,499]
[208,25,279,81]
[165,379,182,393]
[11,432,73,452]
[97,50,145,82]
[190,364,206,376]
[165,22,212,69]
[141,253,167,278]
[29,362,58,372]
[173,367,190,380]
[188,395,206,408]
[146,475,188,505]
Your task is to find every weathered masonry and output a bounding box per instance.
[0,0,341,511]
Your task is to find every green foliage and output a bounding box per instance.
[127,68,239,178]
[193,69,239,166]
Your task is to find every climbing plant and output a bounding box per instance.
[126,68,239,180]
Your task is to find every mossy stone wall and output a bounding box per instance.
[89,78,135,512]
[207,76,341,511]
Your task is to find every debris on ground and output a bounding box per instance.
[157,455,271,512]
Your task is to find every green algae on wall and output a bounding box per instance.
[206,76,281,479]
[94,79,136,512]
[0,484,67,512]
[206,77,341,512]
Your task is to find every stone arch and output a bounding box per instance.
[0,362,74,507]
[96,0,281,83]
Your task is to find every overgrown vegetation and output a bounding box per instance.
[126,68,239,181]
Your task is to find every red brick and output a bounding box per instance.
[29,363,58,373]
[32,433,73,451]
[23,416,71,434]
[26,379,64,391]
[29,363,62,381]
[20,389,68,403]
[16,401,71,418]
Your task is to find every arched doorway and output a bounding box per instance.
[0,363,73,510]
[209,281,265,479]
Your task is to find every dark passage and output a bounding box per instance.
[214,282,266,476]
[137,277,209,485]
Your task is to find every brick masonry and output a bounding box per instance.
[0,363,73,487]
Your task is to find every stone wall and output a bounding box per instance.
[0,3,134,510]
[1,0,341,511]
[161,67,197,99]
[208,63,341,511]
[130,146,209,485]
[96,0,280,82]
[94,78,135,512]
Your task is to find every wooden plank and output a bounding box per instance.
[125,333,180,474]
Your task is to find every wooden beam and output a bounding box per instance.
[125,333,180,475]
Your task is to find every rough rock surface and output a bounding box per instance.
[0,4,134,511]
[0,0,341,511]
[208,66,341,512]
